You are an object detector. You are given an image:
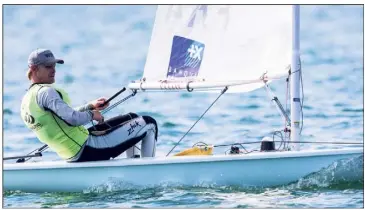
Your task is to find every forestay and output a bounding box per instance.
[129,5,293,92]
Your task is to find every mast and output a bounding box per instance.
[290,5,301,150]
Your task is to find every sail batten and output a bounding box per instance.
[131,5,293,93]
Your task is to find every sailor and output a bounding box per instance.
[20,48,157,162]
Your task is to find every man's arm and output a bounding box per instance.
[37,87,93,126]
[74,103,94,112]
[75,97,109,112]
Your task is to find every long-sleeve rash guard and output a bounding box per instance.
[36,87,93,126]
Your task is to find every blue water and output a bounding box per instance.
[3,5,364,208]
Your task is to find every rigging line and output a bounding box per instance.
[166,86,229,156]
[23,144,49,162]
[299,58,304,135]
[214,141,264,147]
[236,143,250,153]
[23,144,48,156]
[78,89,139,157]
[290,69,301,75]
[273,130,284,150]
[281,74,290,146]
[101,89,137,114]
[86,90,138,130]
[287,140,364,145]
[91,89,138,132]
[213,141,364,148]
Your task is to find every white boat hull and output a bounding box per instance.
[4,148,363,192]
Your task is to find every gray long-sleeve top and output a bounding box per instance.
[36,87,93,126]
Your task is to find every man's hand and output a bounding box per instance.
[90,97,109,110]
[91,110,104,123]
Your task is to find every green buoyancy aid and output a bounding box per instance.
[20,84,89,159]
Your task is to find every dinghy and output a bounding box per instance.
[4,148,362,193]
[4,5,363,193]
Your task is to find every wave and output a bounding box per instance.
[285,155,364,190]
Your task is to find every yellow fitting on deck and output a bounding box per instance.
[174,145,214,156]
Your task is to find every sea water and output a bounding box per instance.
[3,5,364,208]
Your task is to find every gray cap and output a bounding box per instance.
[28,49,64,66]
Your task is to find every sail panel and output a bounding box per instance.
[141,5,292,92]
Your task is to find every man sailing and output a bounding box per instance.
[21,48,157,162]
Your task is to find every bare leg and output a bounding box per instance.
[141,129,156,157]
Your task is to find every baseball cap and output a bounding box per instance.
[28,49,64,66]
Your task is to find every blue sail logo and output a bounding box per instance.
[167,36,205,78]
[187,44,203,60]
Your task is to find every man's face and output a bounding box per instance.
[35,63,56,84]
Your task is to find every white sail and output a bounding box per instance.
[129,5,292,92]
